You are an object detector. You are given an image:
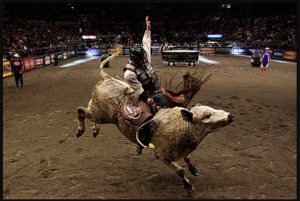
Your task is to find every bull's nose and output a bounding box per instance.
[228,114,234,124]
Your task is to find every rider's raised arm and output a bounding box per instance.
[142,16,151,64]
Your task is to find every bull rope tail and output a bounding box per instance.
[99,53,118,79]
[135,109,171,149]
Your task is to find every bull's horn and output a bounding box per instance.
[99,53,118,79]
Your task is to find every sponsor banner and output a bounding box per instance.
[3,61,13,77]
[162,51,199,62]
[248,48,256,54]
[57,52,63,60]
[124,48,130,55]
[34,57,44,67]
[231,47,247,55]
[255,49,264,55]
[75,50,81,55]
[100,49,107,54]
[44,55,51,65]
[283,51,296,61]
[215,47,231,54]
[108,48,123,55]
[272,49,285,59]
[50,54,55,63]
[23,57,36,71]
[63,52,67,59]
[151,46,160,55]
[66,51,71,58]
[75,50,86,55]
[199,47,215,55]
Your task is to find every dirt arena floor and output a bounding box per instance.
[3,54,296,199]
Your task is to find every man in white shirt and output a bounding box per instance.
[123,16,167,155]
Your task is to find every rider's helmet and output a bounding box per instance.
[129,45,146,66]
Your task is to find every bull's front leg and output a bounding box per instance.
[184,155,199,176]
[76,107,86,138]
[92,123,100,138]
[164,160,195,193]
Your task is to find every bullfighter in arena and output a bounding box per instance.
[10,54,25,88]
[123,16,167,155]
[260,47,271,72]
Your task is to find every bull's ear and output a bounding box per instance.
[181,109,193,123]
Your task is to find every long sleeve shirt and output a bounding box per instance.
[124,30,152,96]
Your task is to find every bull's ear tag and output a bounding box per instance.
[180,110,193,123]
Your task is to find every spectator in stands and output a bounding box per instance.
[3,3,296,59]
[10,54,25,88]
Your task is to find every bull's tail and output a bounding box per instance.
[99,53,118,79]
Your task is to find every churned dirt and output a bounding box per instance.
[3,55,296,199]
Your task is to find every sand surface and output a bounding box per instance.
[3,55,296,199]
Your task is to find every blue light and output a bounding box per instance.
[86,48,100,57]
[60,56,99,68]
[207,34,223,38]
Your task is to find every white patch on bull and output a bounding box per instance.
[190,105,230,124]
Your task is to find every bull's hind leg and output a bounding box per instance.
[76,107,87,138]
[184,155,199,176]
[92,123,100,138]
[164,160,195,193]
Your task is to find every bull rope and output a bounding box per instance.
[135,109,172,149]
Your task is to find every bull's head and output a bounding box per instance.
[188,103,234,135]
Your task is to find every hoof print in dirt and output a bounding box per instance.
[230,96,240,100]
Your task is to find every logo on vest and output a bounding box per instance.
[123,104,141,119]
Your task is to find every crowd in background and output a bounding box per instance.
[3,20,80,59]
[3,3,296,59]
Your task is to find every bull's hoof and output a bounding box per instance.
[183,179,195,193]
[93,130,99,138]
[76,129,85,138]
[189,166,199,176]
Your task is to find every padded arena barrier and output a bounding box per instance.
[199,47,215,55]
[22,57,36,71]
[215,47,231,54]
[3,50,78,78]
[34,56,45,68]
[108,47,123,55]
[283,51,297,61]
[162,50,199,66]
[3,61,13,77]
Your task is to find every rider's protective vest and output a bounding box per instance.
[124,63,161,93]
